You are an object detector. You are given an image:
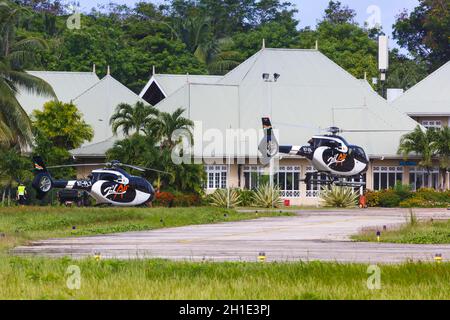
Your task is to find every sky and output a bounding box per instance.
[74,0,420,49]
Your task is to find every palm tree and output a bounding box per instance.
[173,15,240,74]
[432,126,450,190]
[0,1,55,147]
[398,126,435,171]
[110,101,159,137]
[153,108,194,149]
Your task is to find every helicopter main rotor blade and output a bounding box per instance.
[340,129,412,133]
[273,121,412,134]
[273,121,323,131]
[46,163,107,169]
[120,164,173,176]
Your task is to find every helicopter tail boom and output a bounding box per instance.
[261,118,313,159]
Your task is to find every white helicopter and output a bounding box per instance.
[260,117,408,187]
[32,156,169,207]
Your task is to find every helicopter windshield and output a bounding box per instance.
[349,145,368,163]
[314,137,347,149]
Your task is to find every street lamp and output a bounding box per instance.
[262,73,281,194]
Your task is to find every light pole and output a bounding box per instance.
[262,73,280,196]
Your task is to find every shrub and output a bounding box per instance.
[320,186,358,208]
[399,197,426,208]
[365,190,379,207]
[393,183,413,201]
[416,188,450,202]
[378,190,401,207]
[399,196,449,208]
[153,192,175,207]
[209,189,241,208]
[172,193,202,207]
[237,189,255,207]
[252,184,283,208]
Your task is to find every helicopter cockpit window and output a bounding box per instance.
[314,138,341,149]
[98,173,119,182]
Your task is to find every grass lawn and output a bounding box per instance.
[353,219,450,244]
[1,258,449,299]
[0,206,292,252]
[1,206,449,300]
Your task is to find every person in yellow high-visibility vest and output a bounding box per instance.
[17,184,27,206]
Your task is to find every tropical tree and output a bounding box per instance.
[393,0,450,71]
[110,101,159,137]
[398,126,436,171]
[106,134,159,170]
[32,100,93,178]
[432,126,450,189]
[0,1,54,147]
[0,146,32,205]
[32,100,93,150]
[153,107,194,149]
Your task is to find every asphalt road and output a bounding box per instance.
[12,208,450,263]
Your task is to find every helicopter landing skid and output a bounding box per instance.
[304,173,365,187]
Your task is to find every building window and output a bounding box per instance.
[243,165,300,197]
[421,120,442,130]
[342,174,367,194]
[409,167,439,190]
[373,166,403,190]
[275,166,301,198]
[205,165,227,190]
[306,166,327,198]
[243,166,263,190]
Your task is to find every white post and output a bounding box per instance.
[227,125,232,208]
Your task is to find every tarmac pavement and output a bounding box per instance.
[12,208,450,263]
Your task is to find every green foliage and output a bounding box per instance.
[399,188,450,208]
[32,100,93,150]
[208,189,241,208]
[0,147,32,185]
[432,126,450,189]
[399,126,450,190]
[0,1,55,147]
[110,102,159,137]
[32,101,93,179]
[398,126,436,171]
[1,257,450,299]
[393,183,413,201]
[236,189,255,207]
[319,185,358,208]
[377,190,402,208]
[8,0,436,99]
[364,190,380,207]
[252,183,283,208]
[367,187,449,208]
[393,0,450,71]
[386,50,428,90]
[106,109,204,194]
[354,218,450,245]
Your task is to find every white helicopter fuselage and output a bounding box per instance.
[312,146,368,177]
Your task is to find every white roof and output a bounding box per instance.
[390,61,450,116]
[16,70,145,153]
[71,137,117,158]
[140,74,223,98]
[16,71,100,114]
[73,74,147,145]
[155,48,419,158]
